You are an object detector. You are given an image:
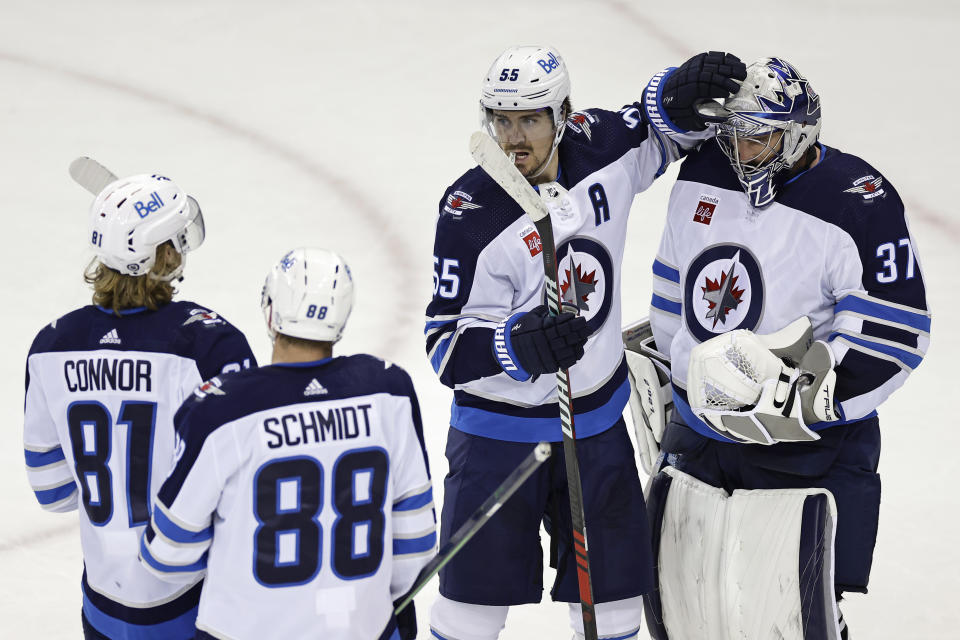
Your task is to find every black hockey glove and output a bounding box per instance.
[493,305,590,382]
[661,51,746,131]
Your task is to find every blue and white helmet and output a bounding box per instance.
[89,174,205,280]
[261,248,355,343]
[708,57,822,207]
[479,46,571,165]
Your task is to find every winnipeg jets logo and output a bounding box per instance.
[561,256,598,312]
[444,190,482,216]
[701,256,746,328]
[844,175,886,201]
[183,309,224,327]
[194,377,225,399]
[566,111,597,141]
[684,245,765,342]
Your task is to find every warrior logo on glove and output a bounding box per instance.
[684,243,765,342]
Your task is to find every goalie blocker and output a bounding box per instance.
[644,467,843,640]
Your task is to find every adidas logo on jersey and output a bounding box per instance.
[99,329,121,345]
[304,379,328,396]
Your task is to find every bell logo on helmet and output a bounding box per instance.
[133,191,165,218]
[537,52,560,74]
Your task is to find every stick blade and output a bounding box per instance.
[469,131,549,223]
[69,157,119,196]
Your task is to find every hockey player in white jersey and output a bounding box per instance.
[140,248,435,640]
[23,170,256,639]
[425,46,745,639]
[632,56,930,639]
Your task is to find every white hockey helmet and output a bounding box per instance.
[480,46,571,162]
[705,57,822,207]
[89,174,205,279]
[261,247,355,343]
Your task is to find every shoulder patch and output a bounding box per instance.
[443,190,483,216]
[843,174,886,202]
[566,110,599,141]
[194,377,225,399]
[183,308,225,327]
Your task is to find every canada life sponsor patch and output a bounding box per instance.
[843,175,885,201]
[443,190,482,215]
[518,225,543,257]
[694,195,719,225]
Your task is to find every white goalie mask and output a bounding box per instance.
[480,45,571,179]
[261,247,355,343]
[89,174,205,280]
[703,57,822,208]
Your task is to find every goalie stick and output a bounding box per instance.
[69,156,118,196]
[469,130,599,640]
[394,442,551,614]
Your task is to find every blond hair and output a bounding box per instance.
[85,243,182,315]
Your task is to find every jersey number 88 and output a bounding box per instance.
[253,448,389,587]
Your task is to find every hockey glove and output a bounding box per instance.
[687,317,838,445]
[661,51,746,132]
[493,305,590,382]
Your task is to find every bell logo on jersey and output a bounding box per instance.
[843,175,886,201]
[684,244,765,342]
[133,191,164,218]
[443,191,482,216]
[694,195,719,225]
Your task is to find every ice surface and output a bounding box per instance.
[2,1,956,637]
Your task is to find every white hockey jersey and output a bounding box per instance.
[650,141,930,441]
[140,355,435,640]
[23,302,255,639]
[426,106,690,442]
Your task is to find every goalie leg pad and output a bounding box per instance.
[645,467,842,640]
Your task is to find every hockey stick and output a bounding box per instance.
[469,131,599,640]
[69,156,118,195]
[394,442,551,614]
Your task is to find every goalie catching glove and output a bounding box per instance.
[687,317,839,445]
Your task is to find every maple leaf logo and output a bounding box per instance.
[561,261,598,311]
[701,266,745,329]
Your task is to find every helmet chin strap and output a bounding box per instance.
[524,119,566,182]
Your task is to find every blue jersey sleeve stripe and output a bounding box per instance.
[830,332,924,370]
[429,332,455,374]
[651,294,681,316]
[25,446,66,468]
[139,537,207,573]
[34,480,76,505]
[393,487,433,512]
[652,259,680,283]
[836,295,930,333]
[153,507,213,544]
[393,531,437,556]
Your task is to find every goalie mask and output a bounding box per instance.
[704,57,822,208]
[261,247,355,343]
[89,174,205,280]
[480,45,570,180]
